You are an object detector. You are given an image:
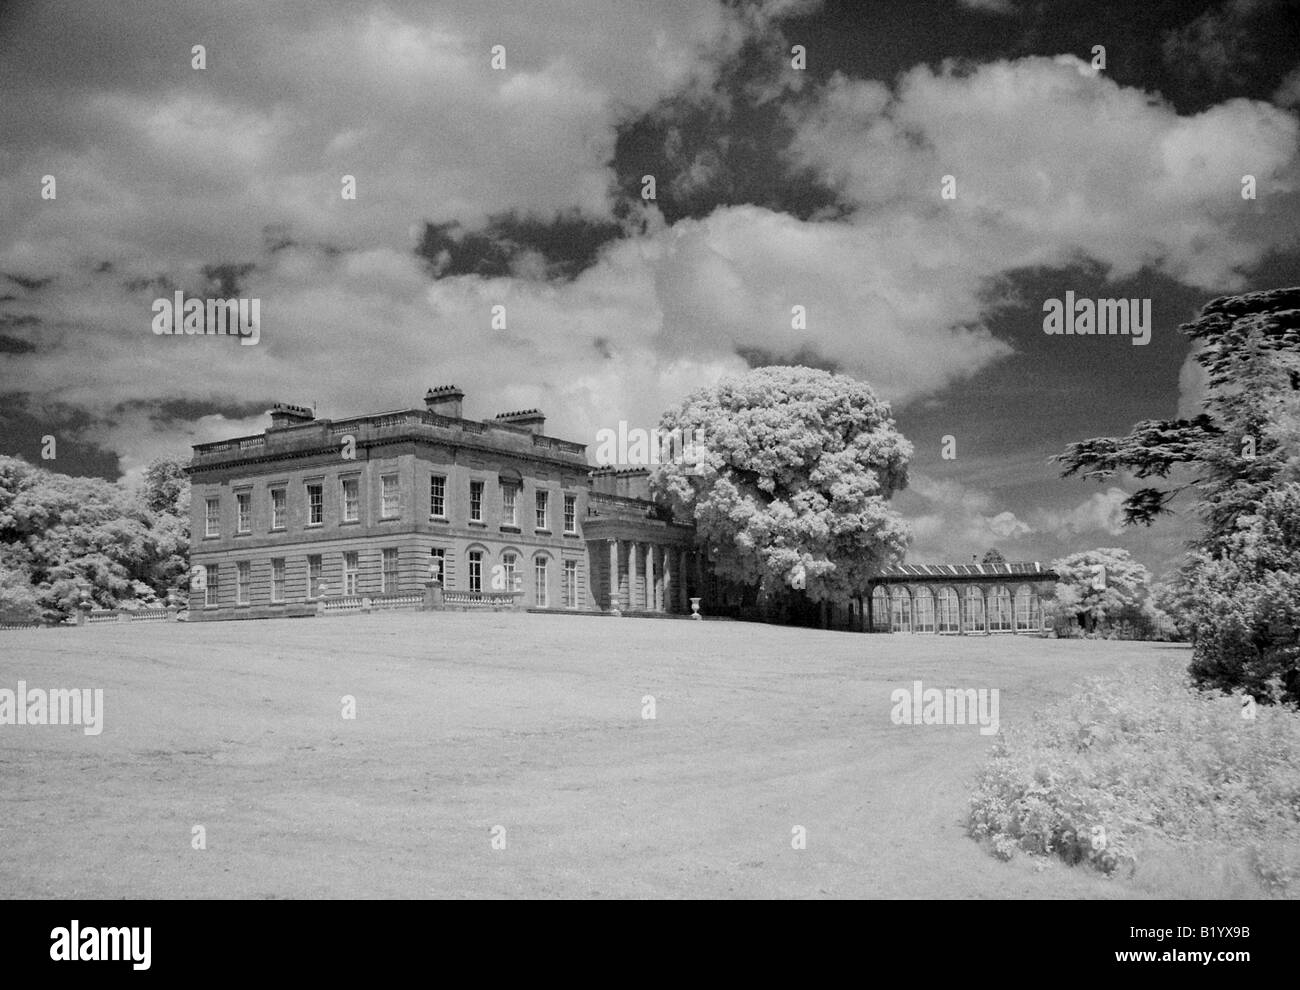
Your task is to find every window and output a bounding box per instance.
[991,586,1013,632]
[501,484,518,526]
[204,565,219,607]
[236,561,250,604]
[205,498,220,537]
[534,555,549,607]
[382,548,399,593]
[469,481,484,522]
[307,555,322,599]
[343,552,359,595]
[271,558,285,603]
[501,552,518,593]
[270,488,286,530]
[563,494,576,534]
[913,587,935,633]
[889,587,911,632]
[535,490,549,530]
[429,475,446,518]
[964,586,986,633]
[307,483,323,526]
[1014,585,1036,631]
[342,478,360,522]
[468,550,483,593]
[563,559,578,608]
[937,587,960,633]
[236,492,251,533]
[429,548,446,583]
[871,587,889,632]
[381,474,399,518]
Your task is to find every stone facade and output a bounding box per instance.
[185,390,703,619]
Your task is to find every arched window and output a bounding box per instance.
[1014,584,1036,631]
[964,585,986,633]
[889,586,912,633]
[871,587,889,631]
[990,585,1013,632]
[913,586,935,633]
[937,586,960,633]
[498,548,521,594]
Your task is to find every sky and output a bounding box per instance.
[1,0,1298,577]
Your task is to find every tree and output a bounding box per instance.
[1185,483,1300,703]
[650,366,912,613]
[1054,287,1300,553]
[1047,548,1154,635]
[1053,287,1300,696]
[981,548,1006,564]
[141,458,189,516]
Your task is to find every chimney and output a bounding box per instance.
[494,409,546,435]
[269,402,315,429]
[424,385,464,419]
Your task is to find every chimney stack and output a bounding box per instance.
[494,409,546,435]
[424,385,464,419]
[269,402,315,429]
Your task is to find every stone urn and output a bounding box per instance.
[690,597,702,620]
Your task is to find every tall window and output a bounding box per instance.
[306,483,323,526]
[1014,585,1035,632]
[381,474,399,518]
[236,492,251,533]
[563,559,578,608]
[382,548,399,593]
[535,490,549,530]
[468,550,483,593]
[501,484,518,526]
[204,564,219,607]
[270,488,286,530]
[913,587,935,633]
[964,586,986,633]
[307,555,323,598]
[534,555,549,607]
[470,481,484,522]
[563,494,576,534]
[205,497,220,537]
[271,558,285,603]
[871,587,889,631]
[991,586,1013,632]
[501,552,518,593]
[343,552,359,595]
[429,475,446,518]
[889,587,911,632]
[236,561,250,604]
[342,478,360,522]
[937,587,960,633]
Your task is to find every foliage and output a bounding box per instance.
[968,662,1300,894]
[1046,547,1166,636]
[0,455,191,621]
[1185,483,1300,705]
[649,366,912,604]
[981,547,1006,564]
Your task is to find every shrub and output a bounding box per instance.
[967,661,1300,895]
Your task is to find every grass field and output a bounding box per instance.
[0,613,1189,899]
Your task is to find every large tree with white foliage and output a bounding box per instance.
[650,366,912,608]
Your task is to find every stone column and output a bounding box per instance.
[645,543,656,612]
[608,539,621,614]
[627,541,639,611]
[662,548,673,614]
[678,550,689,612]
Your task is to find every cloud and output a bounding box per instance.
[1030,487,1130,539]
[1162,0,1277,89]
[956,0,1016,14]
[786,55,1300,289]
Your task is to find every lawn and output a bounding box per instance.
[0,613,1186,898]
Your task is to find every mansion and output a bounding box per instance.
[186,386,1057,633]
[186,387,701,619]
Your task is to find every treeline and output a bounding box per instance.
[0,456,190,623]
